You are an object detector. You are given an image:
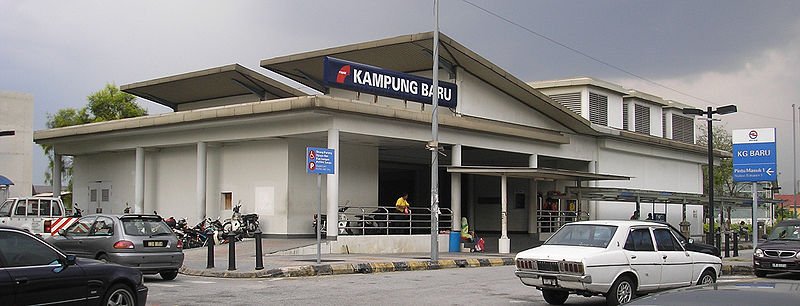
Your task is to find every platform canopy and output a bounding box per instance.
[0,175,13,186]
[446,166,630,182]
[563,186,785,206]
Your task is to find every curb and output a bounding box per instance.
[721,264,754,276]
[179,257,515,279]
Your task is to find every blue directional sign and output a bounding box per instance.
[732,128,777,182]
[306,147,335,175]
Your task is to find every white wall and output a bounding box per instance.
[0,91,33,197]
[73,151,135,213]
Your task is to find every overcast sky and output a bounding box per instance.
[3,0,800,192]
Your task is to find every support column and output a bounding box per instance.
[528,154,538,235]
[499,175,510,253]
[326,129,340,239]
[196,142,207,223]
[135,147,145,214]
[450,145,462,232]
[52,153,62,199]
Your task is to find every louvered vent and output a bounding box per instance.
[635,104,650,134]
[662,113,667,138]
[672,114,694,143]
[589,92,608,126]
[623,104,629,130]
[550,92,582,115]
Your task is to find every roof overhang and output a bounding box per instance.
[260,32,596,135]
[0,175,13,186]
[565,186,784,206]
[446,166,630,181]
[121,64,307,111]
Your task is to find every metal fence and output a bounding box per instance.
[334,206,453,235]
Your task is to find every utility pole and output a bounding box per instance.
[429,0,440,260]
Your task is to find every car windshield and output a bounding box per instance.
[121,217,173,236]
[545,224,618,248]
[0,200,12,217]
[767,224,800,241]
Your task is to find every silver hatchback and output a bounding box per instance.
[45,214,184,280]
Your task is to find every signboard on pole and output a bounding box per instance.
[732,128,777,182]
[306,147,335,175]
[323,57,458,108]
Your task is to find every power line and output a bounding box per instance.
[459,0,789,122]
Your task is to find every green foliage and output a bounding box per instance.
[42,83,147,190]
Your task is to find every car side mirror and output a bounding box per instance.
[65,254,77,266]
[761,234,768,240]
[687,238,694,244]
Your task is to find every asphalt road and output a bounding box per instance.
[144,266,799,306]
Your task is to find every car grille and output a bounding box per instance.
[537,260,560,272]
[764,250,797,258]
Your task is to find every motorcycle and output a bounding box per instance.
[223,202,244,241]
[312,205,353,236]
[241,212,260,238]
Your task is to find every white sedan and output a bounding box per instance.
[514,220,721,305]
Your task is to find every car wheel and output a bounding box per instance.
[104,284,136,306]
[754,270,768,277]
[98,254,110,263]
[541,289,569,305]
[606,275,635,306]
[699,269,716,285]
[160,270,179,280]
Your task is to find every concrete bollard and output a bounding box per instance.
[733,232,739,257]
[206,229,215,269]
[227,233,236,271]
[724,232,730,258]
[254,229,264,270]
[715,232,721,257]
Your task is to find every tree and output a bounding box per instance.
[696,124,743,197]
[43,84,147,191]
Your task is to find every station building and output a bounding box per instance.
[34,32,719,253]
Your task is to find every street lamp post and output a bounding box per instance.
[683,105,737,251]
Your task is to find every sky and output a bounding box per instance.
[2,0,800,192]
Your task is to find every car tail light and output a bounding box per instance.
[176,239,183,249]
[559,261,584,274]
[113,240,135,249]
[44,220,52,233]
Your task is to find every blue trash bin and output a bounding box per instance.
[449,231,461,252]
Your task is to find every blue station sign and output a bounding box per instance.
[323,57,457,108]
[732,128,777,182]
[306,147,335,175]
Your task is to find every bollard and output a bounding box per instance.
[715,232,721,257]
[733,232,739,257]
[724,232,730,258]
[254,229,264,270]
[227,233,236,271]
[206,229,215,269]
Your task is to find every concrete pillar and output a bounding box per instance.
[52,153,62,199]
[528,154,538,235]
[499,175,510,253]
[450,144,462,231]
[196,142,207,223]
[326,129,340,239]
[135,147,145,214]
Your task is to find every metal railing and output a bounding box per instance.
[335,206,453,235]
[536,210,578,233]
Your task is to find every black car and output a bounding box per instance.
[0,225,148,305]
[628,279,799,306]
[753,219,800,277]
[647,220,719,256]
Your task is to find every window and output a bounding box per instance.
[589,92,608,126]
[101,189,110,202]
[654,228,682,251]
[29,200,40,217]
[66,216,96,236]
[222,192,233,210]
[0,200,12,217]
[0,230,62,267]
[634,104,650,134]
[91,216,115,236]
[550,92,582,115]
[51,200,62,216]
[90,189,98,202]
[14,200,27,216]
[39,200,51,217]
[662,113,667,138]
[623,104,629,130]
[121,217,172,236]
[545,224,617,248]
[624,228,655,251]
[672,114,694,143]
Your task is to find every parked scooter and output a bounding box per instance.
[223,202,244,241]
[241,212,260,238]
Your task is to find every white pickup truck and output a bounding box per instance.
[0,197,72,236]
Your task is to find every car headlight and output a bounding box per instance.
[795,252,800,260]
[754,248,764,258]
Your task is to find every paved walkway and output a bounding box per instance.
[178,238,755,278]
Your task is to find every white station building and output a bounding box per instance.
[34,32,719,253]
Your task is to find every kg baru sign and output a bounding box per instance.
[323,57,457,108]
[732,128,777,182]
[306,147,335,175]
